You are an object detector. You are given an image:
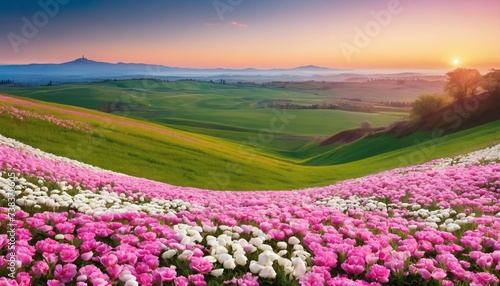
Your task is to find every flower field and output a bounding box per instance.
[0,106,93,134]
[0,133,499,285]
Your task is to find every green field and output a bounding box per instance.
[0,80,443,155]
[0,81,500,190]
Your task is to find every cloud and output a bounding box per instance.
[228,21,248,28]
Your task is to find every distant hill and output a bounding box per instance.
[0,57,351,84]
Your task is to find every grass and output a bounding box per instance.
[0,80,409,155]
[0,94,499,191]
[0,79,497,190]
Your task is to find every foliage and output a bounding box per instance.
[410,93,447,119]
[444,68,482,100]
[482,69,500,95]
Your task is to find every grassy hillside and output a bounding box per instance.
[0,80,410,154]
[1,94,498,190]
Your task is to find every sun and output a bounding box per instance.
[453,59,460,66]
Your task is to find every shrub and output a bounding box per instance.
[411,93,447,120]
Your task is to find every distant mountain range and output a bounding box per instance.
[0,57,352,84]
[0,58,445,84]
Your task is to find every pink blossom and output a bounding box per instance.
[312,250,338,268]
[16,272,31,286]
[189,274,206,286]
[100,254,118,268]
[31,261,49,276]
[152,266,177,283]
[476,254,494,268]
[299,272,325,286]
[59,245,79,263]
[174,276,189,286]
[136,273,153,285]
[341,255,365,275]
[54,263,77,283]
[430,269,447,280]
[190,257,214,274]
[365,264,390,283]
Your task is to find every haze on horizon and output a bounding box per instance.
[1,0,499,70]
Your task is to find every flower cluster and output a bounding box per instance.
[0,133,499,285]
[0,106,93,134]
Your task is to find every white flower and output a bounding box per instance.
[277,258,292,268]
[54,234,65,240]
[259,265,277,279]
[223,258,236,269]
[178,250,193,261]
[124,281,138,286]
[119,271,136,282]
[249,261,264,274]
[211,269,224,277]
[284,266,294,275]
[203,255,217,263]
[258,244,273,251]
[249,237,263,247]
[217,254,232,264]
[293,244,304,251]
[277,250,288,257]
[292,257,306,277]
[77,275,87,282]
[446,223,460,232]
[277,242,287,249]
[258,250,279,266]
[162,249,177,260]
[235,254,247,266]
[288,236,300,245]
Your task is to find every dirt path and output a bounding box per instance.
[0,94,197,143]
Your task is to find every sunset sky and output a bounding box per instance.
[1,0,499,69]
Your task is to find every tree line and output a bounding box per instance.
[411,69,500,119]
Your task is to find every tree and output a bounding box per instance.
[482,69,500,95]
[411,93,447,120]
[444,68,482,101]
[360,120,372,131]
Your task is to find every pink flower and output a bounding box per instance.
[189,257,213,274]
[174,276,189,286]
[365,264,390,283]
[476,254,494,268]
[54,263,77,283]
[31,261,49,276]
[341,255,365,275]
[473,272,499,285]
[152,266,177,283]
[431,269,447,280]
[81,251,93,261]
[299,272,325,286]
[312,251,338,268]
[16,272,31,286]
[100,254,118,268]
[43,252,58,264]
[106,265,123,280]
[47,280,64,286]
[188,274,206,286]
[0,277,20,286]
[136,273,153,285]
[384,259,404,273]
[55,222,75,234]
[59,245,79,263]
[142,254,159,270]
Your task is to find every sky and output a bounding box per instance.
[1,0,499,69]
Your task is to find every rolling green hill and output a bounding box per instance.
[0,80,423,155]
[1,92,498,190]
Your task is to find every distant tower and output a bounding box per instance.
[82,55,85,59]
